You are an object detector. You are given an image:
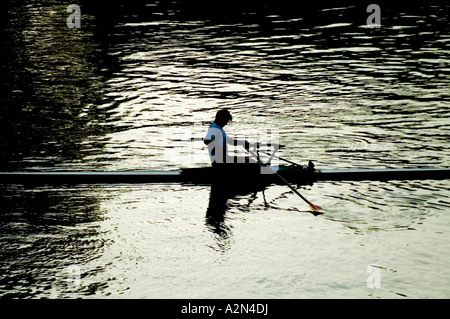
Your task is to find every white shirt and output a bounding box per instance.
[204,123,230,163]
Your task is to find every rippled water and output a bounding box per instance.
[1,1,449,299]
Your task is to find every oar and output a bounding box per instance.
[247,148,324,214]
[191,137,323,213]
[257,149,303,167]
[273,172,324,213]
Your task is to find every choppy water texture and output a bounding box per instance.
[1,1,449,298]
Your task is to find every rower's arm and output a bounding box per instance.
[228,137,251,149]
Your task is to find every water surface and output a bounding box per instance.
[1,1,449,298]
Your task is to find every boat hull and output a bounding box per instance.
[0,165,312,186]
[0,166,449,185]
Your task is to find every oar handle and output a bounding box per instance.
[257,150,303,167]
[254,143,285,148]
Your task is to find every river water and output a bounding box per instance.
[1,1,449,299]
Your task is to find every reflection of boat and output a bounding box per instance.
[1,166,449,185]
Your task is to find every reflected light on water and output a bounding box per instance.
[1,1,449,299]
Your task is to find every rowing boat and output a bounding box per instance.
[1,166,449,185]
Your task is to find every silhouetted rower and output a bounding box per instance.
[204,109,256,167]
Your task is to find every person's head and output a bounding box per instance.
[214,109,232,127]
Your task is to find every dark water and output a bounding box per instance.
[1,1,449,298]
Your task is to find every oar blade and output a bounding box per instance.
[308,202,324,214]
